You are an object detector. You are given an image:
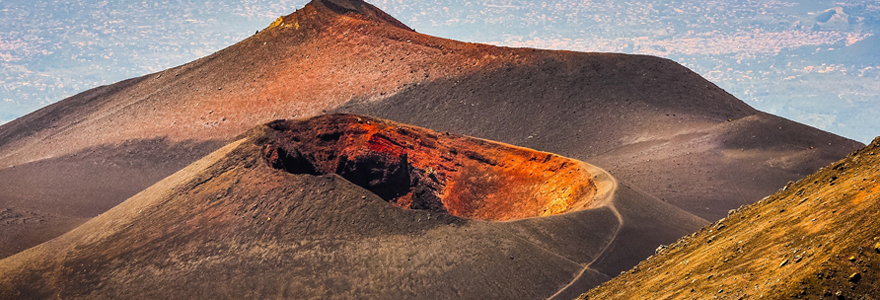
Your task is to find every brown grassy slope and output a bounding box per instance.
[0,0,860,261]
[579,136,880,300]
[0,115,705,299]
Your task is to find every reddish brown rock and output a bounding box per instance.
[261,114,598,220]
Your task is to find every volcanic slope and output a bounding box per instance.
[0,0,861,259]
[0,114,707,299]
[579,136,880,300]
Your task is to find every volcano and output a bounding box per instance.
[0,114,707,299]
[579,136,880,299]
[0,0,864,292]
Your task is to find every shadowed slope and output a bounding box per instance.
[0,115,706,299]
[0,138,224,258]
[338,60,863,220]
[579,137,880,299]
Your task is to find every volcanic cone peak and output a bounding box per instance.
[318,0,369,12]
[260,114,602,221]
[272,0,413,31]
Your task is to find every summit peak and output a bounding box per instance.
[314,0,366,12]
[305,0,413,31]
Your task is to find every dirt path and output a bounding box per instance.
[546,162,621,300]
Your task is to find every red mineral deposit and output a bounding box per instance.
[262,114,598,220]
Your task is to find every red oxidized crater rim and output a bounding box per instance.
[262,114,599,221]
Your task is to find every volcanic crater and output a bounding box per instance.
[261,114,599,221]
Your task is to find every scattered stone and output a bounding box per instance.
[779,259,789,267]
[655,245,667,254]
[848,272,861,283]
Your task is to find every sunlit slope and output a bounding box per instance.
[580,136,880,299]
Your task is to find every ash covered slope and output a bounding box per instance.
[0,0,860,259]
[580,136,880,300]
[338,57,864,221]
[0,115,705,299]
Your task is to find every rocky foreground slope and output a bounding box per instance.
[0,114,706,299]
[579,136,880,299]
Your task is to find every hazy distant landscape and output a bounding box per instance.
[1,0,878,142]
